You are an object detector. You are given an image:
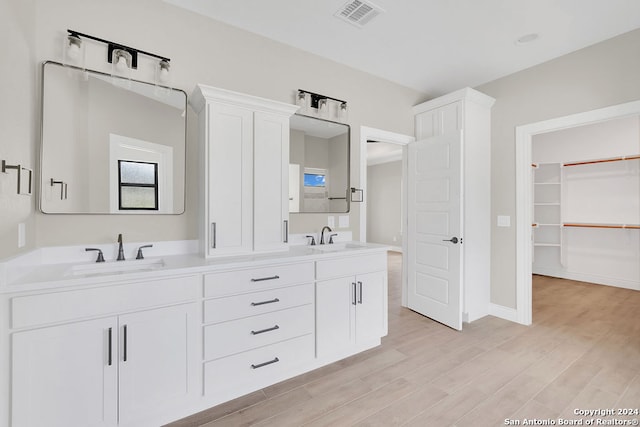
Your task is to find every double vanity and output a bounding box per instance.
[0,72,390,427]
[0,241,389,427]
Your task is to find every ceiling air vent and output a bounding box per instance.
[334,0,384,28]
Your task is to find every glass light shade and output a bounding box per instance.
[156,60,170,84]
[317,98,329,118]
[296,91,308,114]
[339,102,348,122]
[63,34,85,66]
[111,49,132,86]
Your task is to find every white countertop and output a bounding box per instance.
[0,241,390,294]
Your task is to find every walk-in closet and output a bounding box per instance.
[532,115,640,291]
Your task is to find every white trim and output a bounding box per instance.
[515,99,640,326]
[489,303,519,323]
[533,268,639,291]
[359,126,414,307]
[387,246,403,253]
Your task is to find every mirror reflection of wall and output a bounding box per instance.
[289,115,349,213]
[40,61,187,214]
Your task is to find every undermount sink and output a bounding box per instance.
[311,242,365,252]
[67,258,165,277]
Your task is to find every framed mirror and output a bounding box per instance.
[289,115,350,213]
[40,61,187,214]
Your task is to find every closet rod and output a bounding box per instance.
[563,154,640,167]
[563,223,640,229]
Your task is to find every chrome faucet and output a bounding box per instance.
[320,226,332,245]
[117,234,125,261]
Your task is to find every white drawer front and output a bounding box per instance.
[204,304,313,360]
[204,283,313,324]
[204,262,314,297]
[11,275,201,329]
[204,334,314,397]
[316,252,387,280]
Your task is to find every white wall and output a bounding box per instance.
[0,0,423,259]
[532,116,640,290]
[477,28,640,308]
[0,0,37,259]
[367,160,402,247]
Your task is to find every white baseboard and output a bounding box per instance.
[533,267,640,291]
[489,303,519,323]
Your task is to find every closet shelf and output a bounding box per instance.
[563,223,640,229]
[534,202,560,206]
[533,243,561,247]
[563,154,640,167]
[533,182,561,185]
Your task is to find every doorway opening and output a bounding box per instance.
[359,126,414,307]
[515,100,640,325]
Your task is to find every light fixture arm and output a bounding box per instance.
[67,29,170,70]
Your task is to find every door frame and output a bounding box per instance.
[359,126,414,306]
[515,99,640,325]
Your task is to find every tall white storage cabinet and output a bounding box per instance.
[412,88,495,323]
[191,86,299,257]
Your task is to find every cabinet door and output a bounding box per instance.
[316,277,356,359]
[118,303,199,425]
[254,111,290,252]
[12,317,118,427]
[355,271,388,344]
[206,103,253,256]
[415,101,462,139]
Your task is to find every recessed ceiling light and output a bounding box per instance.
[516,33,539,45]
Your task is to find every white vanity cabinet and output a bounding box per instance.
[191,85,299,257]
[9,275,201,427]
[201,262,315,401]
[315,253,388,360]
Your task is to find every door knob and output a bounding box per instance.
[442,237,459,244]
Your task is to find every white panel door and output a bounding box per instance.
[207,103,253,256]
[12,317,118,427]
[407,132,463,330]
[254,111,289,252]
[118,303,198,425]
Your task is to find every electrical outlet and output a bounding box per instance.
[327,216,335,228]
[497,215,511,227]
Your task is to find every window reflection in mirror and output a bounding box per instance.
[40,61,187,214]
[289,115,350,213]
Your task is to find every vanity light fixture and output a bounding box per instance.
[297,89,348,123]
[65,29,171,83]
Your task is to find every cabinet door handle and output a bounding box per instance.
[251,357,280,369]
[283,220,289,243]
[123,325,128,362]
[251,275,280,282]
[352,282,357,306]
[358,281,363,304]
[107,327,113,366]
[211,222,217,249]
[250,325,280,335]
[251,298,280,306]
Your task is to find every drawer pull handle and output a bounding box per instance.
[251,357,280,369]
[251,325,280,335]
[352,282,357,306]
[251,298,280,307]
[358,281,363,304]
[251,275,280,282]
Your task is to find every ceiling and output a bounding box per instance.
[164,0,640,96]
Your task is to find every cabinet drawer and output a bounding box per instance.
[204,334,314,397]
[11,275,201,329]
[204,262,314,298]
[316,252,387,280]
[204,283,313,324]
[204,304,313,360]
